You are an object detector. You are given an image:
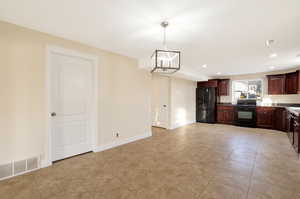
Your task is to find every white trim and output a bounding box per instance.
[41,160,52,168]
[94,132,152,153]
[231,78,264,104]
[45,45,99,165]
[0,167,40,181]
[0,156,41,181]
[169,121,196,130]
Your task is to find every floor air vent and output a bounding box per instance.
[0,156,40,181]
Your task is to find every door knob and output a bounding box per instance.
[51,112,57,117]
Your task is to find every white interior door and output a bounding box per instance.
[152,75,169,128]
[50,52,93,161]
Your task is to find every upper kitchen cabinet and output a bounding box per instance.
[267,70,300,95]
[197,79,230,96]
[285,71,299,94]
[267,74,285,95]
[197,79,218,88]
[218,79,230,96]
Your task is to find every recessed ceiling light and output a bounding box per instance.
[216,72,221,75]
[269,66,275,69]
[269,53,277,58]
[202,64,207,68]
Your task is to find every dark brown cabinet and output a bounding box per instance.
[287,113,294,143]
[256,107,275,128]
[198,79,230,96]
[293,120,299,153]
[267,70,300,95]
[217,105,235,124]
[287,111,300,153]
[298,70,300,94]
[218,79,230,96]
[267,74,285,95]
[285,71,299,94]
[274,108,287,131]
[197,80,218,88]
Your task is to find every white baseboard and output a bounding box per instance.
[40,132,151,168]
[169,120,196,130]
[41,160,52,168]
[93,132,152,153]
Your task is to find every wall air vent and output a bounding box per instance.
[0,163,13,179]
[0,156,40,181]
[14,160,27,175]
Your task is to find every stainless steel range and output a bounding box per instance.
[235,99,257,127]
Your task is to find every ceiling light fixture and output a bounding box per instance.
[151,21,181,74]
[217,72,221,75]
[269,66,275,69]
[202,64,207,68]
[266,40,278,59]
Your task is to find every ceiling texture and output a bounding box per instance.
[1,0,300,80]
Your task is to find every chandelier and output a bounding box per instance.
[151,21,181,74]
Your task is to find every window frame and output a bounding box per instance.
[231,78,264,103]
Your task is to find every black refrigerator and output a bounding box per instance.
[196,87,217,123]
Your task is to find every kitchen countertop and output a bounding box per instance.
[286,107,300,116]
[217,103,300,116]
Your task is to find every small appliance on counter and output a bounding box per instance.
[235,99,257,127]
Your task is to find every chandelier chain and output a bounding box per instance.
[163,25,167,49]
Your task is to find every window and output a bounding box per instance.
[232,79,262,103]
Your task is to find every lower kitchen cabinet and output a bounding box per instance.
[274,108,287,131]
[287,112,294,143]
[256,107,276,129]
[293,120,299,153]
[217,105,235,124]
[287,111,300,153]
[215,103,300,154]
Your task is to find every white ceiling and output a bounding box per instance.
[1,0,300,80]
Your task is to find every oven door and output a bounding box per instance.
[235,107,256,127]
[238,111,253,120]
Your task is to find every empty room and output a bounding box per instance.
[1,0,300,199]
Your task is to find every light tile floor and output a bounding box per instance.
[1,123,300,199]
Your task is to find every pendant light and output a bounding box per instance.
[151,21,181,74]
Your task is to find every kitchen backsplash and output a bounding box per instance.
[220,94,300,105]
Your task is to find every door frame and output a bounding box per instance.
[151,75,170,129]
[44,45,99,167]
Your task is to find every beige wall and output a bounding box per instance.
[151,74,170,128]
[170,77,197,129]
[218,68,300,104]
[151,74,196,130]
[0,21,152,164]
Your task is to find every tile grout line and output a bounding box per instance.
[245,142,260,199]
